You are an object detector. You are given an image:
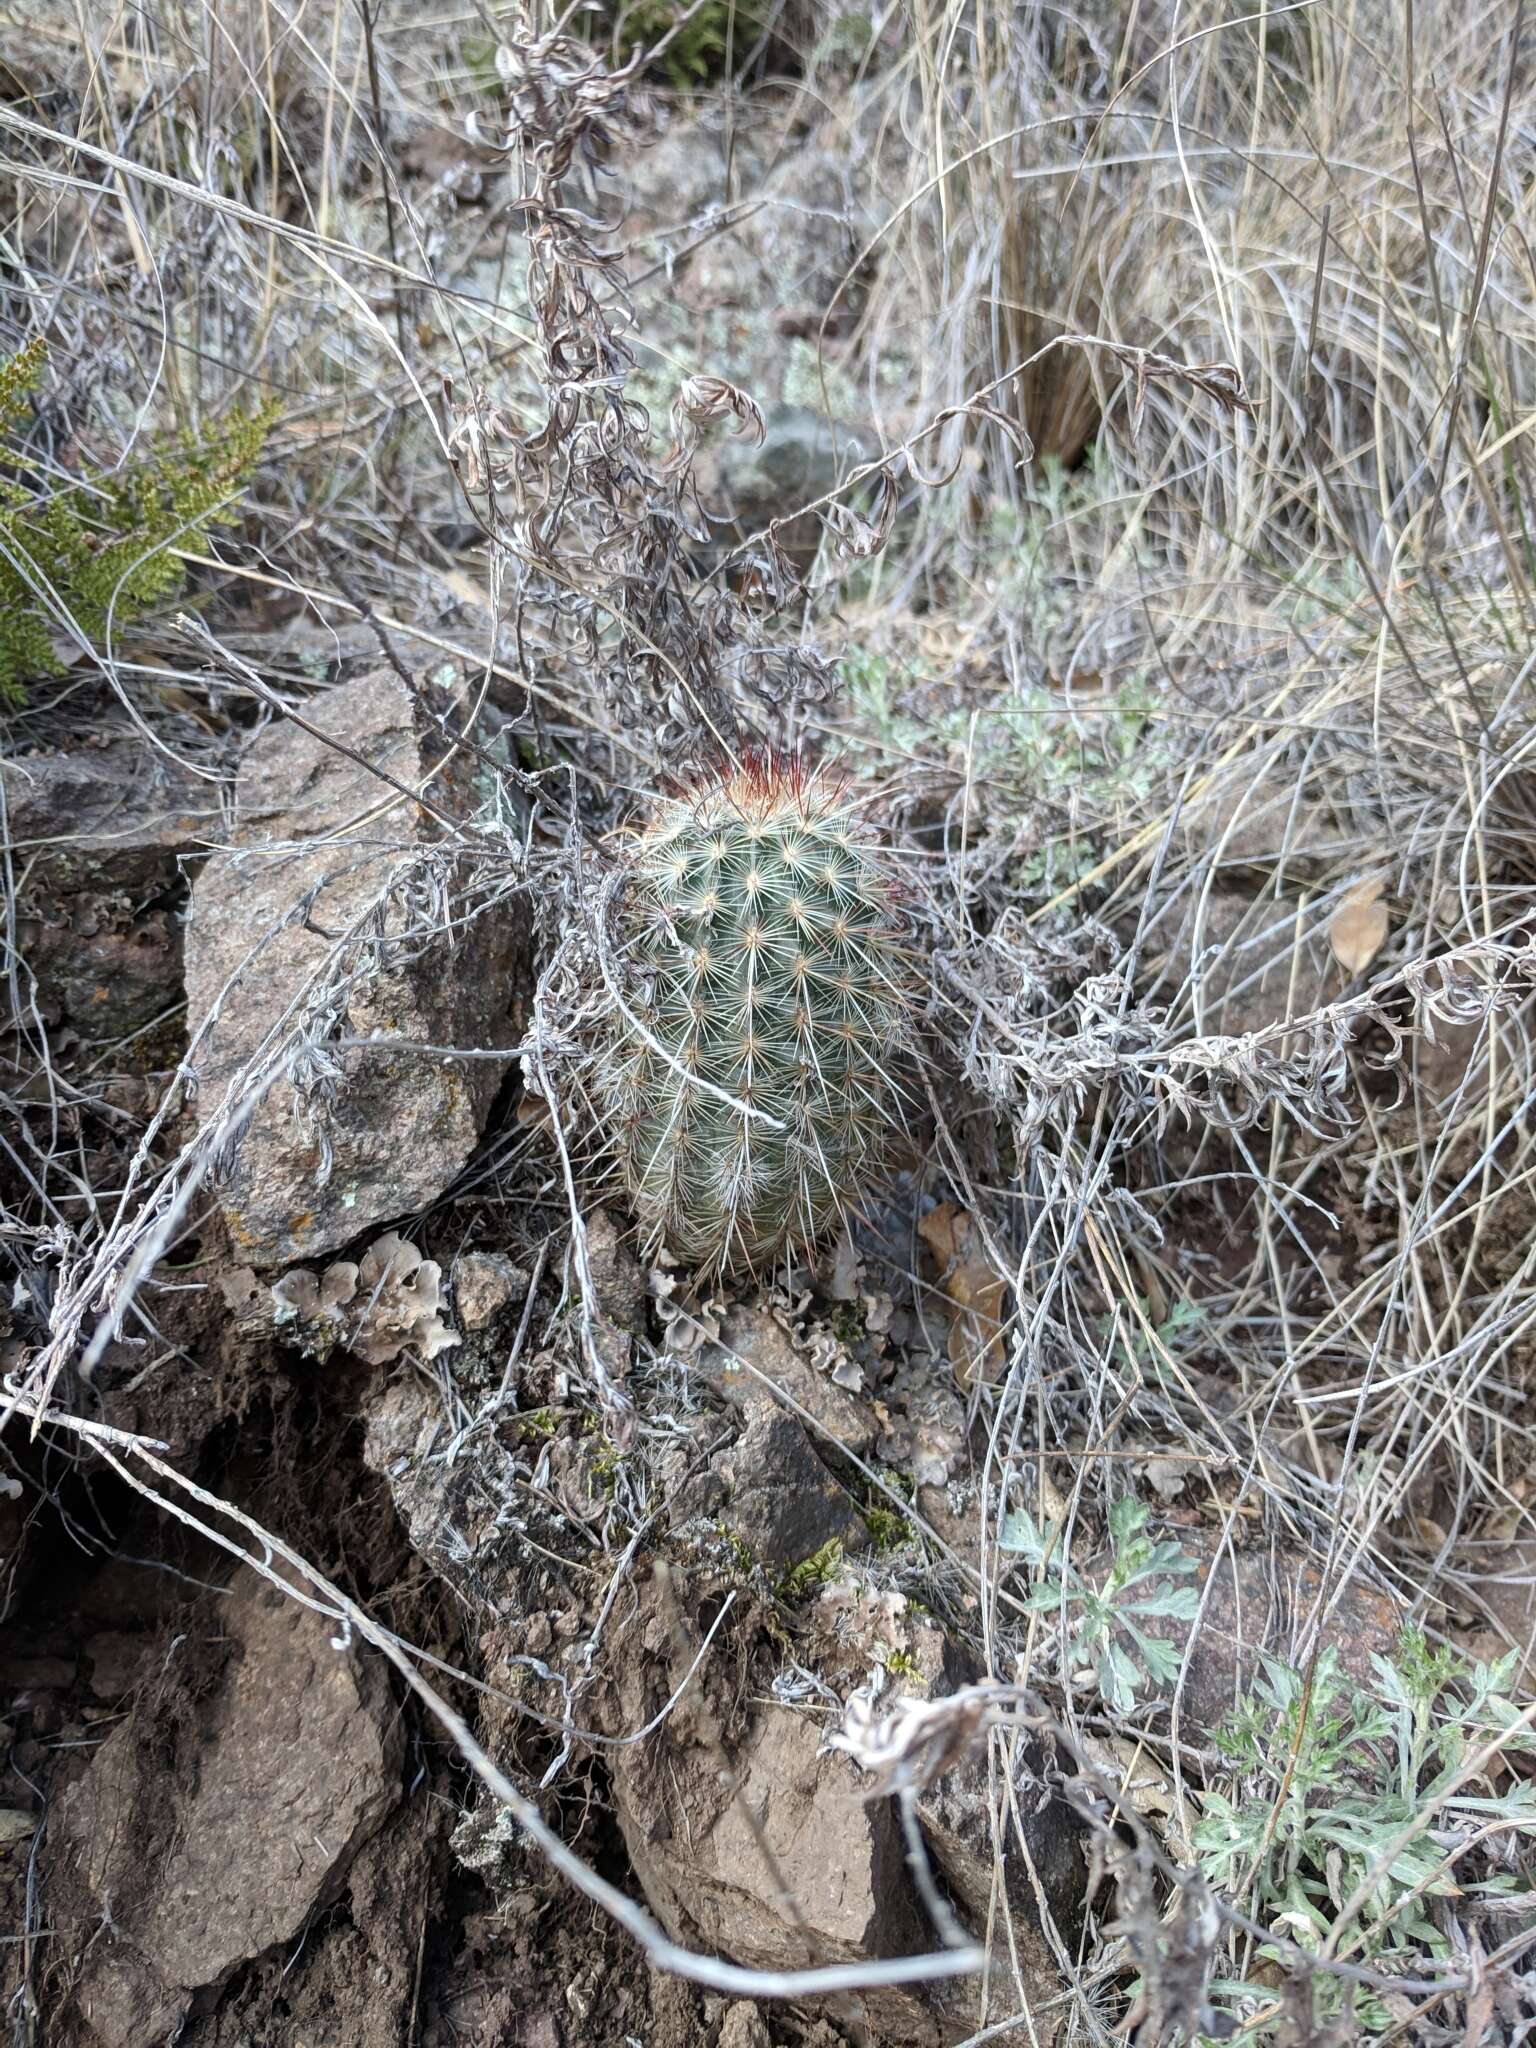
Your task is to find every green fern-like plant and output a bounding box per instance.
[0,337,272,706]
[598,756,915,1277]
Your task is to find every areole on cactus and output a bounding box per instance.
[598,753,916,1277]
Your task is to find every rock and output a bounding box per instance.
[717,2001,774,2048]
[584,1207,647,1334]
[704,402,866,555]
[620,112,736,255]
[0,1807,37,1848]
[652,1413,730,1530]
[917,1737,1087,1977]
[52,1566,402,2048]
[711,1304,879,1456]
[1,733,216,1055]
[715,1409,866,1577]
[625,111,877,393]
[451,1249,529,1332]
[1141,886,1342,1037]
[1131,1529,1403,1735]
[363,1377,485,1604]
[182,669,524,1266]
[0,1651,75,1691]
[363,1376,590,1627]
[450,1248,530,1334]
[609,1633,937,2045]
[82,1631,152,1699]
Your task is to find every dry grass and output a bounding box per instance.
[4,0,1536,2041]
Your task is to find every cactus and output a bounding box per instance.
[599,756,915,1277]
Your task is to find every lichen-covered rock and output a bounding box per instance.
[183,668,526,1266]
[1,733,216,1059]
[711,1302,880,1456]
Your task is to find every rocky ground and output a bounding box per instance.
[5,651,1512,2046]
[5,9,1536,2046]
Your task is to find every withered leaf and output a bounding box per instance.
[918,1202,1010,1389]
[1329,876,1390,974]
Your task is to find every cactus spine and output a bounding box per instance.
[601,758,913,1276]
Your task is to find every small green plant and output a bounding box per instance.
[1001,1494,1201,1712]
[862,1501,911,1552]
[615,0,732,85]
[1195,1631,1536,2039]
[597,755,915,1278]
[843,639,1158,816]
[778,1537,844,1601]
[0,337,272,705]
[810,6,878,74]
[588,1436,623,1492]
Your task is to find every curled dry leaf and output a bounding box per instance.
[825,1670,1036,1796]
[669,373,765,453]
[1329,876,1390,974]
[1092,337,1254,432]
[918,1202,1010,1388]
[823,467,899,562]
[663,373,766,491]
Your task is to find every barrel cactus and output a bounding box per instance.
[598,756,915,1277]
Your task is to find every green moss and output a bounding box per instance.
[829,1300,865,1345]
[777,1537,843,1600]
[862,1502,911,1552]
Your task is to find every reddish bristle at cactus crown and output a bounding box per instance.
[598,755,915,1277]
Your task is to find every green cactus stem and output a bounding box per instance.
[600,756,915,1277]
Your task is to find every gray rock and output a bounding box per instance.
[362,1376,586,1622]
[450,1249,530,1333]
[363,1377,488,1606]
[1,734,216,1053]
[183,669,525,1266]
[584,1206,647,1334]
[717,2002,774,2048]
[704,402,865,553]
[54,1566,401,2048]
[715,1409,866,1577]
[625,111,875,379]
